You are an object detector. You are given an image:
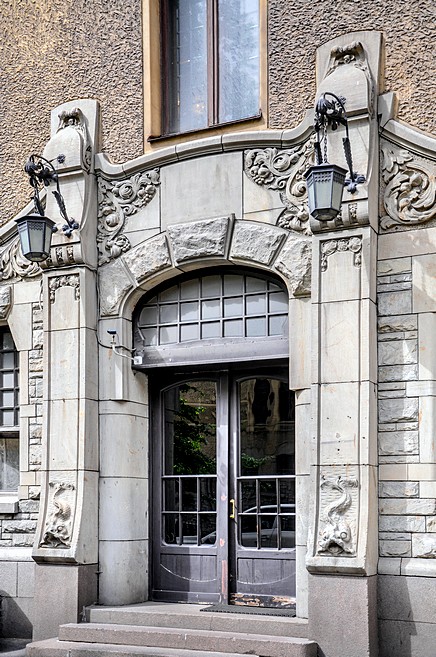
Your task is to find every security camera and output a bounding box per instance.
[107,329,117,336]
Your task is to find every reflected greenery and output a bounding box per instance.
[173,384,216,475]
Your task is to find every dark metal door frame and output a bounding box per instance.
[150,364,295,605]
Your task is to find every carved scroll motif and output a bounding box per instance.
[48,274,80,303]
[57,107,92,172]
[244,139,315,235]
[320,236,362,272]
[97,169,161,264]
[40,481,75,549]
[318,476,359,556]
[0,236,41,280]
[380,142,436,230]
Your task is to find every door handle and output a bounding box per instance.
[229,498,236,519]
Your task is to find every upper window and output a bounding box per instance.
[0,329,19,491]
[161,0,260,135]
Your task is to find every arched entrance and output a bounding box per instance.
[134,268,296,607]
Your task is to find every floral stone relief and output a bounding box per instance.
[244,138,315,235]
[380,140,436,230]
[0,236,41,280]
[97,169,160,264]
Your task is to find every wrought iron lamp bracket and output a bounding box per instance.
[24,154,79,236]
[314,92,366,193]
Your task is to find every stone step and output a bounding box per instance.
[88,603,309,638]
[26,638,261,657]
[57,623,317,657]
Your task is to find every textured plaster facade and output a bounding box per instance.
[0,0,143,223]
[268,0,436,136]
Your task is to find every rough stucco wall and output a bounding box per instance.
[0,0,143,224]
[268,0,436,135]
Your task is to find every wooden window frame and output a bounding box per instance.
[142,0,268,146]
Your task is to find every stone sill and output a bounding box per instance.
[0,494,19,514]
[0,546,33,561]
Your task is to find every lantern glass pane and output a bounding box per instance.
[17,224,30,255]
[331,169,346,212]
[314,170,333,210]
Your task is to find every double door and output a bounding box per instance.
[151,368,296,606]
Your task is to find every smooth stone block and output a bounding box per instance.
[378,557,401,575]
[413,254,436,312]
[32,563,97,641]
[98,540,148,606]
[99,478,148,541]
[319,300,360,383]
[378,574,436,623]
[161,153,242,228]
[308,574,377,657]
[100,414,148,478]
[418,313,436,380]
[379,619,436,657]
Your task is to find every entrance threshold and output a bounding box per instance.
[200,604,296,617]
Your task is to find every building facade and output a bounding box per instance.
[0,3,436,657]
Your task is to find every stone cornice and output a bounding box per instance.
[94,112,315,180]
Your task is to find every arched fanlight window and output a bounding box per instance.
[133,270,289,367]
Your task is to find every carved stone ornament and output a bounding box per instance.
[97,169,160,264]
[40,481,75,549]
[42,244,82,270]
[380,141,436,230]
[48,274,80,303]
[0,236,41,280]
[244,139,315,235]
[318,475,359,556]
[320,236,362,272]
[57,107,92,172]
[324,41,374,116]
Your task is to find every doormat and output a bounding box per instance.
[200,604,296,617]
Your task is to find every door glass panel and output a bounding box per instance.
[182,478,198,511]
[163,381,217,547]
[200,478,216,511]
[200,515,217,544]
[164,479,179,511]
[238,378,295,550]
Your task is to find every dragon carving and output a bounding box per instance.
[318,476,358,556]
[40,481,75,549]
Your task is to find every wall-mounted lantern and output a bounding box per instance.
[305,92,366,222]
[16,154,78,262]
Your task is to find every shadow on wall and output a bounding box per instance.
[378,577,414,657]
[0,593,32,639]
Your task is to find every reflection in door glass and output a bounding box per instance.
[163,381,217,546]
[238,378,296,550]
[239,379,294,476]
